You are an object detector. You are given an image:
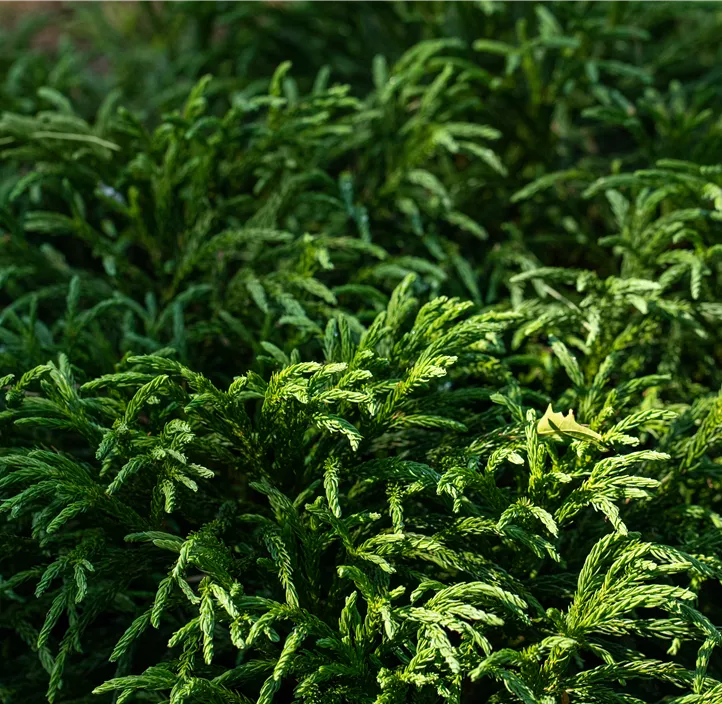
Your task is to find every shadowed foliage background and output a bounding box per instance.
[3,3,722,703]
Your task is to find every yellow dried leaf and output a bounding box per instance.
[537,404,602,443]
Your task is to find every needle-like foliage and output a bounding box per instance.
[2,3,722,703]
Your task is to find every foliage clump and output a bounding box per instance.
[2,3,722,703]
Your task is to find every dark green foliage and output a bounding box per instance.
[2,3,722,703]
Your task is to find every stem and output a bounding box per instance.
[140,0,163,34]
[609,0,629,27]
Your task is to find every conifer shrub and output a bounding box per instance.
[2,3,722,703]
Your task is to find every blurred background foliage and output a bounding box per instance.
[4,3,722,702]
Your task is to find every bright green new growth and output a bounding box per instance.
[2,3,722,703]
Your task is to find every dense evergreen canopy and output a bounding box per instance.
[3,3,722,703]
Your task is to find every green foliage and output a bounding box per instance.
[3,3,722,703]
